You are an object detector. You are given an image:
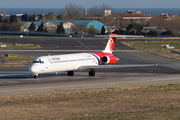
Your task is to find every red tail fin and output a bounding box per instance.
[103,34,117,53]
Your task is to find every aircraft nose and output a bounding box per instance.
[29,65,39,73]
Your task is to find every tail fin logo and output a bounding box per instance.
[109,38,114,52]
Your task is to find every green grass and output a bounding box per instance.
[122,41,180,60]
[129,41,180,49]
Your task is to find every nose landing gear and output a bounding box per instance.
[33,74,38,79]
[34,75,37,79]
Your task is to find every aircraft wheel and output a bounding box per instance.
[89,69,95,76]
[34,75,37,79]
[67,71,74,76]
[89,71,92,76]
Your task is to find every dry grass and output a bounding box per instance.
[0,54,35,67]
[0,83,180,120]
[122,41,180,60]
[0,42,41,49]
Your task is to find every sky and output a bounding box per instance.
[0,0,180,8]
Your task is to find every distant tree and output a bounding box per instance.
[100,26,105,35]
[38,14,44,20]
[21,13,28,21]
[28,22,36,31]
[88,4,113,16]
[28,14,36,21]
[28,16,34,21]
[37,21,44,32]
[10,15,17,24]
[37,21,48,32]
[126,23,147,32]
[0,15,2,22]
[1,24,9,31]
[3,18,9,24]
[46,12,57,20]
[147,30,159,36]
[33,13,36,21]
[71,24,87,34]
[57,14,62,20]
[9,22,21,31]
[161,30,173,35]
[112,29,128,35]
[57,22,65,33]
[88,25,96,35]
[61,4,83,20]
[129,31,136,35]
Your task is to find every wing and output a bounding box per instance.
[22,63,31,65]
[78,64,159,70]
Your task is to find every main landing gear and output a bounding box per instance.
[34,75,38,79]
[67,71,74,76]
[89,69,95,76]
[67,69,95,76]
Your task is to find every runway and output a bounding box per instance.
[0,72,180,95]
[0,37,180,95]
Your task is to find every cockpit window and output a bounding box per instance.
[33,59,44,64]
[33,61,40,63]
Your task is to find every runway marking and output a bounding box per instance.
[0,78,179,92]
[76,40,93,51]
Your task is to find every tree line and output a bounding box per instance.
[0,3,180,36]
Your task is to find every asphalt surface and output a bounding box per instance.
[0,37,180,95]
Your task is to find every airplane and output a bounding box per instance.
[24,34,159,79]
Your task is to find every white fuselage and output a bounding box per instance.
[29,53,99,75]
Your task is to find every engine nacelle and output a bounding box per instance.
[102,56,118,64]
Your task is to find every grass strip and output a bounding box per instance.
[122,41,180,60]
[0,54,35,67]
[0,83,180,119]
[0,42,41,49]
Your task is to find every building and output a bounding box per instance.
[71,20,106,32]
[20,20,106,34]
[108,13,152,21]
[153,13,177,20]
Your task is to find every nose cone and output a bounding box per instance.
[29,65,39,74]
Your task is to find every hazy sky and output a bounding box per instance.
[0,0,179,8]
